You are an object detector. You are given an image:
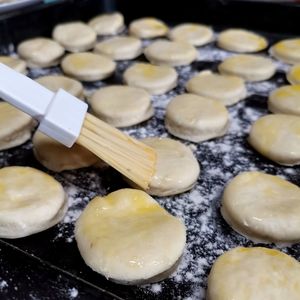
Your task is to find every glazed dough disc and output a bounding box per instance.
[185,70,246,106]
[248,114,300,166]
[89,85,154,127]
[123,62,177,95]
[268,85,300,116]
[17,37,64,68]
[217,29,268,53]
[168,23,214,46]
[270,38,300,64]
[129,17,168,39]
[144,40,198,66]
[221,171,300,244]
[0,102,34,150]
[61,52,116,82]
[88,12,124,35]
[165,94,229,143]
[0,56,27,74]
[75,189,186,283]
[0,166,67,238]
[32,131,99,172]
[52,22,97,52]
[287,64,300,85]
[218,54,276,82]
[94,36,142,60]
[207,247,300,300]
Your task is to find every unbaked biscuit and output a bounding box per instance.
[0,56,26,74]
[287,64,300,85]
[270,38,300,64]
[88,12,124,35]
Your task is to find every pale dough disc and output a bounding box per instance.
[221,171,300,244]
[270,38,300,64]
[217,29,268,53]
[75,188,186,283]
[248,114,300,166]
[0,56,27,74]
[129,17,168,39]
[0,166,67,238]
[144,40,198,66]
[168,23,214,47]
[17,37,64,68]
[165,94,229,143]
[89,85,154,127]
[61,52,116,82]
[287,64,300,85]
[185,70,246,106]
[123,62,177,95]
[218,54,276,82]
[94,36,142,60]
[268,85,300,116]
[88,12,124,35]
[0,102,34,150]
[207,247,300,300]
[32,131,99,172]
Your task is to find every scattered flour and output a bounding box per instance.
[68,287,79,298]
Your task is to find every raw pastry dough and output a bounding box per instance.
[287,64,300,85]
[248,114,300,166]
[207,247,300,300]
[123,62,177,95]
[17,37,64,68]
[221,171,300,244]
[89,85,153,127]
[144,40,198,66]
[165,94,229,142]
[218,54,276,81]
[0,56,26,74]
[88,12,124,35]
[61,52,116,82]
[53,22,96,52]
[0,166,67,238]
[217,29,268,53]
[75,189,186,283]
[186,70,246,106]
[270,38,300,64]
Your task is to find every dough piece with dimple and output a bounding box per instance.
[144,40,198,67]
[123,63,177,95]
[218,54,276,82]
[94,36,142,60]
[165,94,229,143]
[217,29,268,53]
[0,102,34,150]
[287,64,300,85]
[186,70,246,106]
[17,38,64,68]
[0,56,27,74]
[0,166,67,238]
[168,23,214,47]
[88,12,124,35]
[221,171,300,244]
[270,38,300,64]
[75,189,186,284]
[61,52,116,82]
[207,247,300,300]
[268,85,300,116]
[32,131,98,172]
[248,114,300,165]
[129,17,168,39]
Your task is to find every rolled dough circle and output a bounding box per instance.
[88,12,124,35]
[0,56,27,74]
[287,64,300,85]
[270,38,300,64]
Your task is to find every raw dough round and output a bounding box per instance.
[88,12,124,35]
[0,166,67,238]
[165,94,229,142]
[268,85,300,116]
[217,29,268,53]
[123,62,177,95]
[270,38,300,64]
[218,54,276,82]
[287,64,300,85]
[248,114,300,166]
[89,85,153,127]
[0,56,27,74]
[129,17,168,39]
[221,171,300,244]
[0,102,34,150]
[144,40,198,66]
[52,22,97,52]
[61,52,116,82]
[168,23,214,46]
[207,247,300,300]
[32,131,99,172]
[75,188,186,283]
[17,37,64,68]
[94,36,142,60]
[186,70,246,106]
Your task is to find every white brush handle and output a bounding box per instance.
[0,63,88,147]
